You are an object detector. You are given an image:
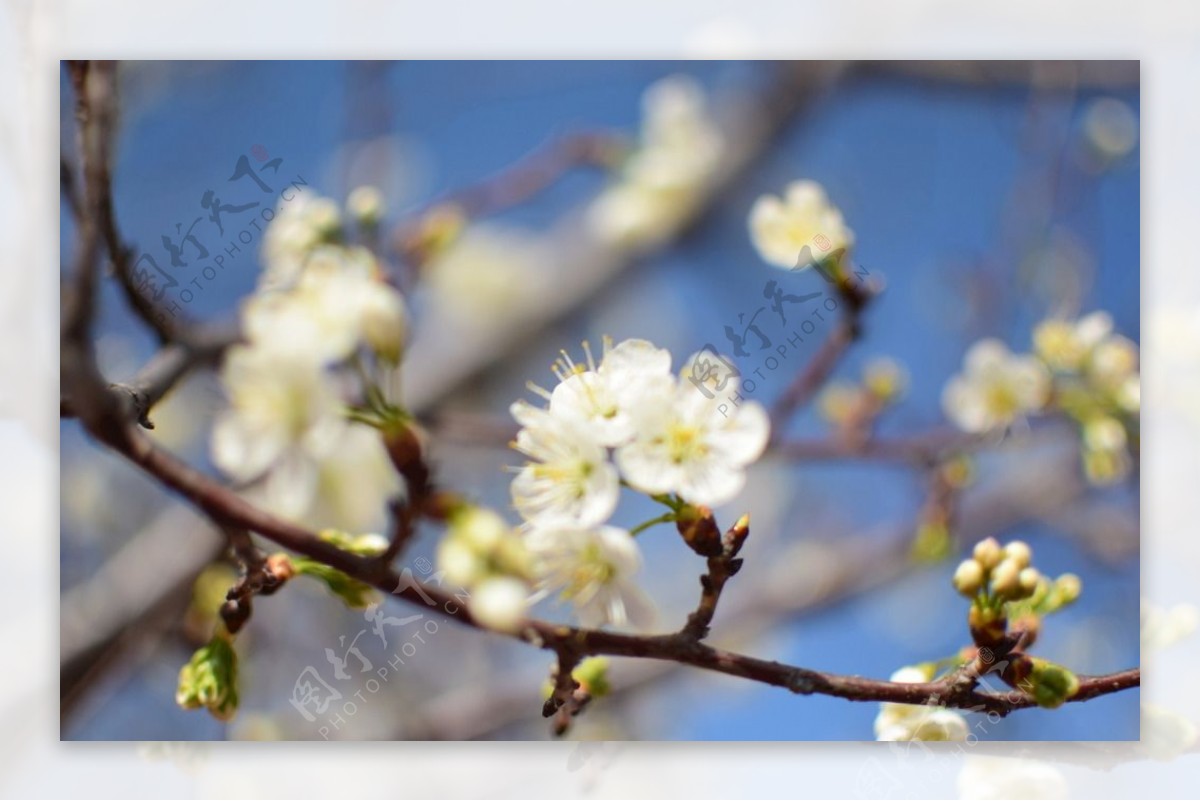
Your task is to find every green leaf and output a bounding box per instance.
[176,630,239,721]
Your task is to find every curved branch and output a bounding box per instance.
[79,410,1139,717]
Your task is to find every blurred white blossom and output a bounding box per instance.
[1142,600,1200,651]
[588,74,723,250]
[526,523,654,629]
[956,756,1068,800]
[943,339,1050,433]
[260,193,342,290]
[873,665,968,742]
[211,345,344,517]
[749,180,855,270]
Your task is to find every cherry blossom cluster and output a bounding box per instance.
[497,337,770,629]
[209,189,406,532]
[943,311,1139,484]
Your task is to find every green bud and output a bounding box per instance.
[573,657,612,698]
[912,522,952,562]
[1027,659,1080,709]
[292,557,380,609]
[176,630,239,721]
[1038,573,1083,614]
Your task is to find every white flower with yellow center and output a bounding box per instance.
[509,400,619,528]
[1033,311,1113,372]
[245,245,405,366]
[587,75,722,250]
[874,666,969,742]
[942,339,1050,433]
[211,345,345,517]
[526,524,654,629]
[261,194,342,290]
[749,180,855,270]
[533,337,674,447]
[616,380,770,507]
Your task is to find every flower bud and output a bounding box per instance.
[452,507,510,552]
[1026,659,1080,709]
[573,657,612,698]
[176,630,239,721]
[863,357,908,402]
[1003,540,1032,569]
[305,197,342,239]
[437,536,481,588]
[1055,573,1082,605]
[952,558,985,597]
[1018,567,1042,599]
[675,504,722,557]
[347,185,385,226]
[360,284,408,365]
[469,576,528,633]
[990,557,1021,599]
[973,537,1003,570]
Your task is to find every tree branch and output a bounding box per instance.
[76,407,1138,717]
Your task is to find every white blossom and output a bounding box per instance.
[942,339,1050,433]
[616,379,769,507]
[956,756,1068,800]
[526,524,654,629]
[260,193,341,290]
[748,180,855,270]
[587,74,722,250]
[1140,704,1199,761]
[211,345,345,518]
[1142,601,1199,651]
[1033,311,1113,371]
[874,666,969,742]
[244,245,399,366]
[543,337,675,447]
[509,400,619,528]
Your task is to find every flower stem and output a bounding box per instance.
[629,511,678,537]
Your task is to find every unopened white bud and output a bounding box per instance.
[360,284,408,364]
[470,576,528,633]
[973,537,1003,570]
[1003,540,1032,570]
[1018,567,1042,598]
[347,185,386,225]
[453,507,510,552]
[990,558,1021,598]
[1055,573,1082,605]
[953,559,985,597]
[437,537,481,588]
